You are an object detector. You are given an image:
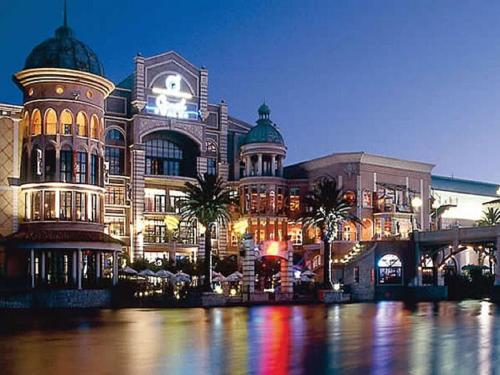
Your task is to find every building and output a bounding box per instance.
[0,8,498,293]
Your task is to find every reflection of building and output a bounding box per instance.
[2,6,500,290]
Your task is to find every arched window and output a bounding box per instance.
[22,111,29,138]
[421,256,434,285]
[60,109,74,136]
[31,109,42,136]
[90,115,99,139]
[145,139,182,176]
[45,108,57,135]
[76,112,88,137]
[105,129,125,175]
[377,253,403,285]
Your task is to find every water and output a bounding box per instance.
[0,301,499,374]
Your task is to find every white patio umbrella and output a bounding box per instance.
[175,271,191,283]
[302,270,316,277]
[225,271,243,282]
[138,269,156,277]
[300,274,314,282]
[121,266,138,275]
[212,273,226,283]
[156,269,175,279]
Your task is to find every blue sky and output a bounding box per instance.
[2,1,500,182]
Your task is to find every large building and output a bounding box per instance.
[0,11,498,290]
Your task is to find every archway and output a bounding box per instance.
[377,253,403,285]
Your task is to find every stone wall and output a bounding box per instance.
[0,289,112,309]
[344,249,375,301]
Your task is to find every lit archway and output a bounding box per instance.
[377,253,403,285]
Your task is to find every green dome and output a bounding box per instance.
[242,104,285,146]
[24,25,104,76]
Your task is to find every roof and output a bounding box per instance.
[4,230,123,246]
[285,151,435,178]
[24,25,104,77]
[241,104,285,146]
[432,175,500,197]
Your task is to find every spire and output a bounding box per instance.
[63,0,68,27]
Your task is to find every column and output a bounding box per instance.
[280,241,294,294]
[257,154,262,176]
[41,251,46,283]
[414,241,421,286]
[77,248,82,290]
[96,252,101,281]
[131,54,146,111]
[245,156,251,177]
[278,156,284,177]
[131,144,145,260]
[242,235,255,296]
[218,100,229,181]
[72,252,77,286]
[30,249,35,288]
[495,236,500,286]
[271,154,277,176]
[112,251,118,286]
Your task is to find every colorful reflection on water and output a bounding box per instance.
[0,301,499,374]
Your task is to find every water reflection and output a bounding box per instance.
[0,302,499,374]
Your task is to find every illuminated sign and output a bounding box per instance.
[146,75,198,119]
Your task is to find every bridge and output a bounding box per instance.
[414,225,500,286]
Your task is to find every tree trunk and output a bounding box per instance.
[204,227,213,292]
[323,238,333,289]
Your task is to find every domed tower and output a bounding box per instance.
[238,104,288,244]
[7,5,120,290]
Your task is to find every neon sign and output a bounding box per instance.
[147,75,198,119]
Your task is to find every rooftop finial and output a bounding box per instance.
[63,0,68,27]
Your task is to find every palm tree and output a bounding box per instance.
[477,207,500,226]
[177,173,235,292]
[301,177,362,289]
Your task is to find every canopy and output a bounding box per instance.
[156,269,175,279]
[225,271,243,282]
[138,269,156,277]
[121,266,138,275]
[175,272,191,283]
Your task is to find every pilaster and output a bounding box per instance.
[131,144,145,259]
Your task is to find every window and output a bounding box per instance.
[206,140,217,153]
[105,216,125,236]
[106,186,125,205]
[45,109,57,135]
[354,267,360,283]
[145,139,182,176]
[32,191,41,220]
[76,152,87,183]
[61,109,73,135]
[290,187,300,213]
[75,192,86,221]
[145,220,166,243]
[362,190,373,208]
[207,158,217,176]
[76,112,87,136]
[90,194,98,222]
[22,111,29,138]
[44,191,56,220]
[105,147,124,175]
[90,115,99,139]
[421,256,434,285]
[169,190,186,213]
[154,195,166,212]
[60,191,72,220]
[377,254,403,285]
[44,148,56,181]
[31,109,42,136]
[90,153,98,185]
[60,149,73,183]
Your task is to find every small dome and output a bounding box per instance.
[24,25,104,76]
[242,103,284,146]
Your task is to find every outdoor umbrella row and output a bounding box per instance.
[120,267,191,282]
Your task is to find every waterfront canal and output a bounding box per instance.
[0,301,499,374]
